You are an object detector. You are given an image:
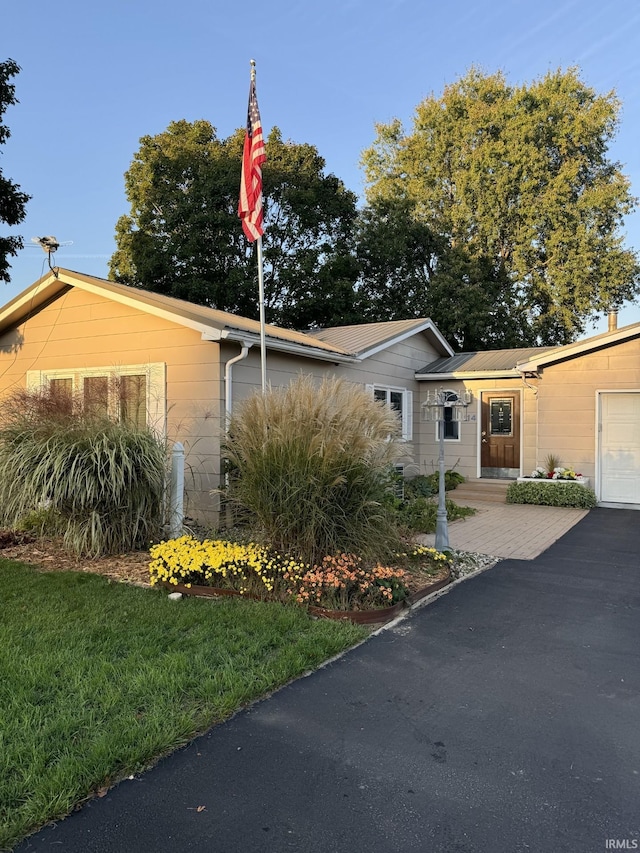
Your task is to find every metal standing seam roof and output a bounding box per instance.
[307,318,444,356]
[416,346,559,375]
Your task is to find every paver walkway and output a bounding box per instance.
[418,500,589,559]
[15,507,639,853]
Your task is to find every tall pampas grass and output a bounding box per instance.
[223,376,404,564]
[0,387,166,556]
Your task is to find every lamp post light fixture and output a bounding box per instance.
[421,388,472,551]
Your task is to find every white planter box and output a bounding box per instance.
[517,476,590,488]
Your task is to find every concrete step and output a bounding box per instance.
[450,479,514,504]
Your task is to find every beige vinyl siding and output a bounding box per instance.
[420,382,475,480]
[227,335,442,477]
[535,337,640,481]
[418,378,535,482]
[0,287,222,524]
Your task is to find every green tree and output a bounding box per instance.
[0,59,30,284]
[356,198,532,349]
[362,67,639,345]
[110,121,360,328]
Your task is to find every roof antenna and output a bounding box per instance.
[31,235,72,277]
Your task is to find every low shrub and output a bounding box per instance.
[398,496,476,534]
[404,475,434,499]
[506,481,597,508]
[423,470,465,492]
[405,470,464,497]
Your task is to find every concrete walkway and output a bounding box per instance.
[417,500,589,559]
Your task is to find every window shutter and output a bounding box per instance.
[403,390,413,441]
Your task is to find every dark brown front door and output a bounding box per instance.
[481,393,520,477]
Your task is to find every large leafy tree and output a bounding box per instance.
[0,59,30,284]
[361,68,639,345]
[110,120,360,328]
[356,198,531,349]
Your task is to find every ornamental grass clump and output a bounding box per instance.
[0,387,166,557]
[223,376,403,565]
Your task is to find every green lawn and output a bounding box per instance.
[0,559,367,851]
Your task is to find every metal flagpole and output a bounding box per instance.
[256,234,267,393]
[250,60,266,394]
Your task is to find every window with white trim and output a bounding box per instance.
[26,363,166,433]
[367,384,413,441]
[436,390,461,441]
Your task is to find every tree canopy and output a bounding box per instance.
[109,120,361,329]
[356,198,532,349]
[361,67,639,345]
[0,59,30,284]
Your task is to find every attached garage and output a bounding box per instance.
[599,392,640,506]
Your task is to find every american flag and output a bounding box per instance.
[238,77,266,242]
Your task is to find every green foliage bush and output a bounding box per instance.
[506,481,597,508]
[0,388,166,556]
[424,470,465,493]
[398,496,476,534]
[223,376,403,565]
[403,470,465,501]
[404,475,434,499]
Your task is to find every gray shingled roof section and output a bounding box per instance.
[417,346,558,374]
[308,318,431,355]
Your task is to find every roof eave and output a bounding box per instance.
[517,324,640,372]
[415,370,522,381]
[219,329,357,363]
[354,320,454,360]
[0,272,66,334]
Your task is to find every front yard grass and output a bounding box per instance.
[0,559,367,851]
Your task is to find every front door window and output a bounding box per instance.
[489,399,513,436]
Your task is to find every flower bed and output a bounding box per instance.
[517,476,590,488]
[149,537,452,622]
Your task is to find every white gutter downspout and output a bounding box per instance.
[225,342,252,420]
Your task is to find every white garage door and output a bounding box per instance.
[600,392,640,504]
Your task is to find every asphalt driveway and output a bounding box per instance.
[16,508,640,853]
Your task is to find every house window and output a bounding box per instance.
[436,390,461,441]
[119,374,147,429]
[49,377,73,414]
[368,385,413,441]
[26,363,166,434]
[84,375,109,419]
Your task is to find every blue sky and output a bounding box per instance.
[3,0,640,337]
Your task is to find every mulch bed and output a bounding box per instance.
[0,531,151,586]
[0,530,452,596]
